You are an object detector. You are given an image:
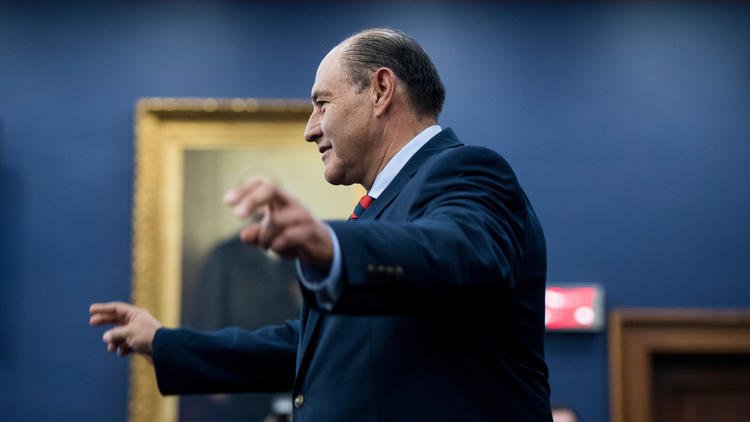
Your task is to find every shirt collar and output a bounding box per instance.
[368,125,442,199]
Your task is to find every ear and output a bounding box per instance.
[370,67,397,117]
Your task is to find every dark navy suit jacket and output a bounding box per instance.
[152,129,552,421]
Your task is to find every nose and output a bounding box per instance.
[304,109,322,143]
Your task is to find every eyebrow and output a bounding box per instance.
[311,90,332,102]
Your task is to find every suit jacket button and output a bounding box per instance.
[367,264,375,273]
[294,394,304,408]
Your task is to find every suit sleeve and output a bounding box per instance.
[152,319,299,395]
[305,146,542,314]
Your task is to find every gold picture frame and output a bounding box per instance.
[130,98,363,422]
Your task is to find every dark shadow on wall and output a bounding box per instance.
[0,116,23,361]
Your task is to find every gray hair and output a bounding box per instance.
[341,28,445,119]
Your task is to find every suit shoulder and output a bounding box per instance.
[426,144,516,178]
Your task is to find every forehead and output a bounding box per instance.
[310,47,350,98]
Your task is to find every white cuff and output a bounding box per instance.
[295,224,342,310]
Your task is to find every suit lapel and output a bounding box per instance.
[362,128,462,221]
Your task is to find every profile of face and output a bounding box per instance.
[304,46,377,187]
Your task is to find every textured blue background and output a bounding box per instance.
[1,1,748,420]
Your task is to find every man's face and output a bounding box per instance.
[304,48,376,186]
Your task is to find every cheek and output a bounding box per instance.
[320,110,335,133]
[319,114,328,132]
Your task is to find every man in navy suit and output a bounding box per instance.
[91,28,552,421]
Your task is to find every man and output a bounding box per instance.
[91,28,552,421]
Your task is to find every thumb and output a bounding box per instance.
[103,325,130,346]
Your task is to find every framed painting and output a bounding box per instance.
[130,98,363,422]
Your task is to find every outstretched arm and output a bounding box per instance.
[152,322,299,394]
[90,301,299,394]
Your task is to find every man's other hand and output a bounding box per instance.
[224,178,334,268]
[89,302,162,361]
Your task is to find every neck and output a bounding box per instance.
[361,116,436,191]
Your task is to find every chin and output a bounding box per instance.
[323,169,343,186]
[323,168,353,186]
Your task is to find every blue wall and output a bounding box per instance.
[1,1,748,420]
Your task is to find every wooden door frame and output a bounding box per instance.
[609,309,750,422]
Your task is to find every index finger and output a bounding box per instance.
[230,181,290,220]
[89,301,132,316]
[224,177,270,206]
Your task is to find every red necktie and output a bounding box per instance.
[350,195,374,220]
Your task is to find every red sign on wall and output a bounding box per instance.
[545,285,604,332]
